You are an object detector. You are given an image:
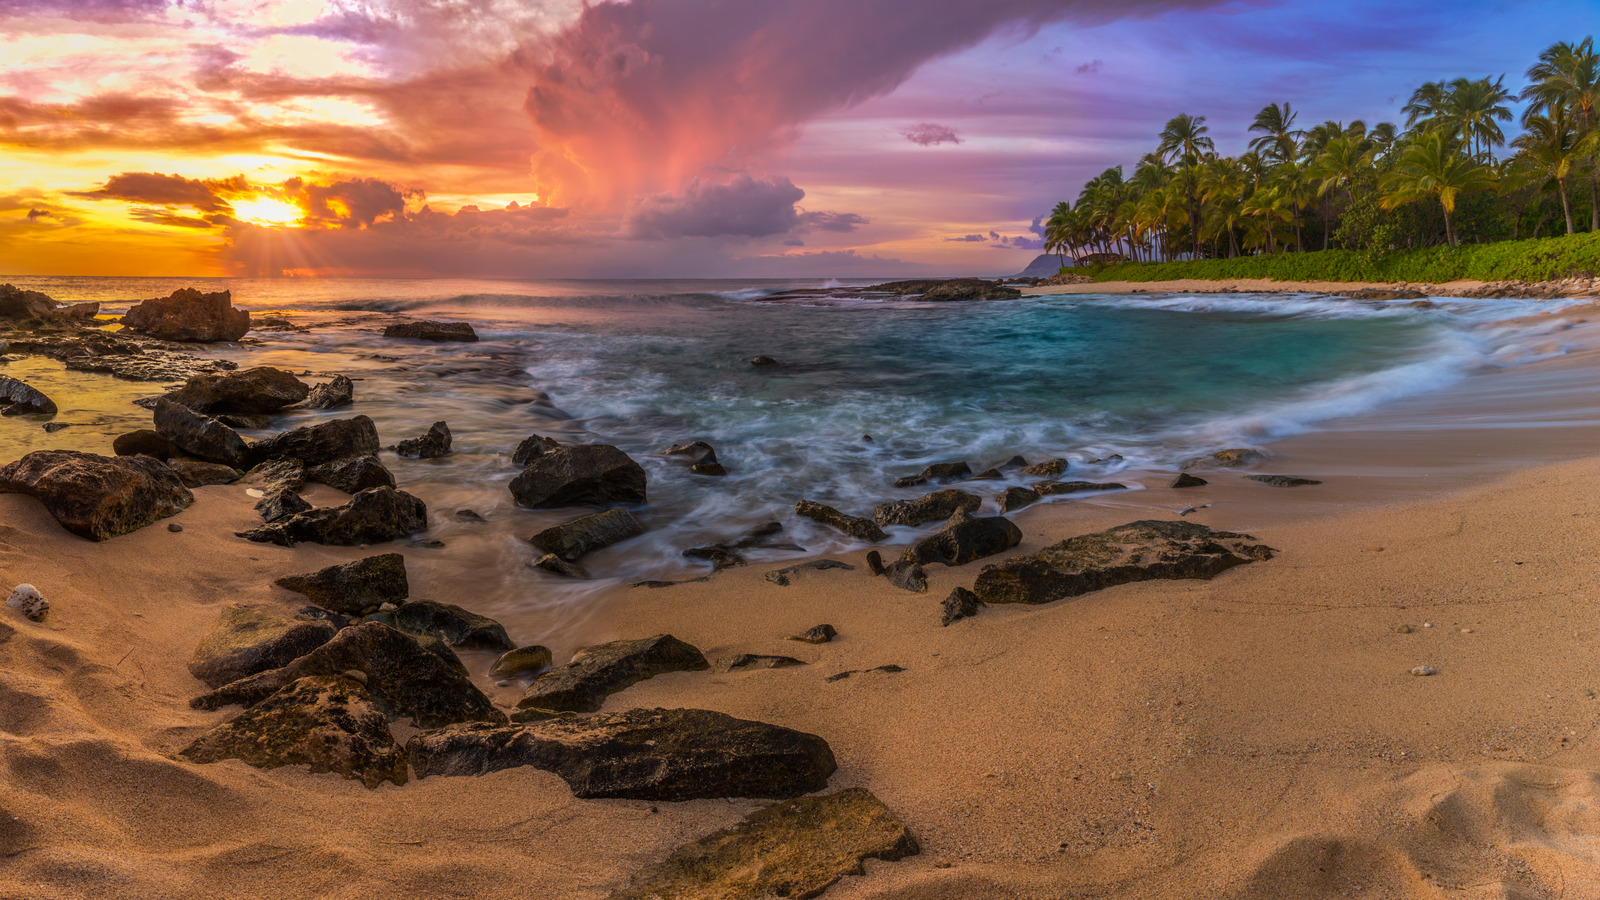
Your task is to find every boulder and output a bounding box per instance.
[0,284,59,321]
[274,553,408,615]
[238,486,427,546]
[883,561,928,593]
[191,622,504,729]
[362,599,514,652]
[162,367,309,415]
[1033,480,1127,496]
[1171,473,1208,488]
[794,500,886,542]
[121,288,250,342]
[872,489,981,528]
[972,519,1275,606]
[892,461,970,488]
[407,707,836,801]
[941,587,983,626]
[303,374,353,410]
[510,444,647,509]
[240,458,306,493]
[1020,457,1069,477]
[383,321,478,342]
[255,487,311,523]
[0,376,56,416]
[181,675,407,789]
[898,508,1022,568]
[248,415,381,468]
[512,434,561,466]
[528,508,644,561]
[167,459,241,487]
[153,399,249,468]
[517,634,709,713]
[0,450,192,540]
[396,421,451,459]
[490,645,554,678]
[305,456,394,494]
[715,654,806,673]
[788,624,837,644]
[215,413,270,430]
[187,605,337,688]
[112,429,179,459]
[1244,474,1323,487]
[610,788,918,900]
[998,486,1041,513]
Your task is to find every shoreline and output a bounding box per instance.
[1022,276,1600,297]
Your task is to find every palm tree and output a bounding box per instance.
[1156,113,1214,258]
[1511,109,1592,234]
[1199,156,1248,257]
[1239,188,1293,254]
[1380,132,1497,246]
[1271,160,1315,252]
[1441,76,1514,161]
[1248,102,1301,163]
[1523,37,1600,230]
[1044,201,1074,265]
[1403,81,1449,131]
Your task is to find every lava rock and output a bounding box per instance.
[1020,457,1069,477]
[715,654,806,673]
[883,561,928,593]
[893,462,971,488]
[303,374,353,410]
[0,376,56,416]
[512,434,561,466]
[238,486,427,546]
[255,487,311,523]
[788,624,837,644]
[898,508,1022,568]
[112,429,179,459]
[162,367,309,415]
[187,605,337,689]
[509,443,648,509]
[872,489,981,528]
[396,421,452,459]
[167,459,241,487]
[248,415,381,468]
[153,399,249,468]
[528,507,644,561]
[383,321,478,342]
[490,645,554,678]
[1244,474,1323,487]
[362,599,514,652]
[1032,480,1127,496]
[941,587,983,626]
[997,486,1041,512]
[305,456,395,494]
[517,634,710,713]
[0,450,192,540]
[121,288,250,342]
[274,553,409,615]
[794,500,887,542]
[1171,473,1208,488]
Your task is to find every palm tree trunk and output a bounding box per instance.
[1589,157,1598,232]
[1293,204,1303,253]
[1442,202,1456,248]
[1559,176,1575,235]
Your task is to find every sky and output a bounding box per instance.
[0,0,1593,279]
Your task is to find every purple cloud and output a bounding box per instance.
[1076,59,1103,73]
[25,208,50,220]
[903,123,963,146]
[797,210,870,232]
[946,234,988,242]
[624,175,806,239]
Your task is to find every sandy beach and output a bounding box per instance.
[1022,278,1558,297]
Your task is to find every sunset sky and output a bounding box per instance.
[1,0,1592,279]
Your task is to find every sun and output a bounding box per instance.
[232,197,303,227]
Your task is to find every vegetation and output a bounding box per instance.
[1042,37,1600,279]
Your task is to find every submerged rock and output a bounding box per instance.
[121,288,250,342]
[510,444,648,509]
[529,553,588,578]
[0,376,56,416]
[1183,448,1264,470]
[187,605,337,689]
[396,421,452,459]
[305,455,394,494]
[362,599,514,652]
[248,416,381,468]
[892,461,971,489]
[383,320,479,342]
[972,519,1274,606]
[1020,457,1069,477]
[794,500,886,542]
[0,450,192,540]
[238,486,427,546]
[517,634,709,713]
[274,553,409,615]
[1244,474,1323,487]
[162,367,309,415]
[682,522,793,572]
[872,489,981,528]
[303,374,354,410]
[153,399,249,468]
[528,507,644,561]
[664,440,726,476]
[407,707,836,800]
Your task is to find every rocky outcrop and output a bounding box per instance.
[168,459,241,487]
[610,788,918,900]
[248,416,381,468]
[528,508,644,561]
[4,331,235,382]
[0,284,59,320]
[187,606,337,689]
[162,367,309,415]
[396,421,451,459]
[407,707,836,800]
[303,374,353,410]
[998,486,1041,512]
[864,279,1021,301]
[383,321,478,342]
[112,429,179,459]
[872,489,981,527]
[1244,474,1323,487]
[122,288,250,342]
[512,434,561,466]
[517,634,709,713]
[972,519,1274,606]
[0,450,192,540]
[663,440,726,476]
[192,622,504,729]
[794,500,887,542]
[274,553,409,615]
[510,444,648,509]
[153,399,249,468]
[305,456,394,494]
[1033,480,1127,496]
[362,599,514,652]
[181,675,407,789]
[0,376,56,416]
[941,587,983,626]
[240,486,428,546]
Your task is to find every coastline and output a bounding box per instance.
[1021,276,1598,297]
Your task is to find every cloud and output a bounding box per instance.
[796,210,870,232]
[79,172,250,213]
[946,233,988,242]
[26,208,51,220]
[283,177,412,228]
[1076,58,1103,73]
[0,0,169,23]
[903,123,963,146]
[623,174,805,239]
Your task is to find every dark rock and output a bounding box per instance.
[529,554,588,578]
[455,508,486,522]
[41,423,70,433]
[248,415,381,468]
[528,507,644,561]
[112,429,178,459]
[825,664,905,682]
[0,376,56,416]
[682,522,792,572]
[167,523,182,532]
[490,645,554,678]
[788,624,837,644]
[396,421,452,459]
[56,301,98,321]
[941,587,983,626]
[241,458,306,494]
[999,455,1030,470]
[191,622,504,729]
[510,443,648,509]
[794,500,886,542]
[764,559,855,586]
[0,450,192,540]
[750,355,779,367]
[998,486,1041,513]
[168,459,241,487]
[274,553,409,615]
[898,461,971,485]
[187,606,337,689]
[1183,448,1264,470]
[664,440,726,476]
[0,284,59,320]
[1172,473,1208,488]
[681,545,745,572]
[6,330,234,382]
[967,467,1003,480]
[512,434,561,466]
[1033,480,1127,496]
[153,399,249,468]
[408,707,835,800]
[715,654,806,673]
[517,634,709,713]
[238,486,427,547]
[1335,289,1428,301]
[866,550,885,575]
[303,374,353,410]
[972,519,1275,606]
[215,414,271,430]
[383,320,478,342]
[305,455,394,494]
[864,278,1022,301]
[121,288,250,342]
[873,489,981,527]
[1020,457,1069,477]
[609,787,918,900]
[361,599,514,652]
[883,561,928,593]
[255,487,311,523]
[162,367,309,415]
[1244,474,1323,487]
[690,461,727,476]
[898,508,1022,568]
[893,475,928,488]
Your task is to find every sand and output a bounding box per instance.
[1021,278,1499,296]
[6,305,1600,898]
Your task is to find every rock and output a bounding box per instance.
[883,561,928,593]
[192,622,504,728]
[864,278,1021,301]
[305,456,394,494]
[789,624,836,644]
[517,634,709,713]
[1183,448,1264,470]
[866,550,886,575]
[898,508,1022,568]
[490,645,554,678]
[153,399,249,468]
[121,288,250,342]
[240,458,306,493]
[528,507,644,561]
[1172,473,1208,488]
[168,523,183,533]
[215,414,270,430]
[0,376,56,416]
[512,434,561,466]
[690,461,727,476]
[361,599,514,652]
[408,707,835,800]
[715,654,806,673]
[764,559,855,586]
[683,522,794,572]
[872,489,981,528]
[396,421,452,459]
[6,330,236,382]
[682,544,745,572]
[0,450,192,540]
[303,374,353,410]
[383,320,479,342]
[6,584,47,621]
[0,284,59,320]
[187,606,337,689]
[455,508,486,522]
[1020,457,1068,477]
[510,444,648,509]
[894,462,971,487]
[941,587,983,626]
[162,367,310,415]
[825,664,905,682]
[1336,289,1428,301]
[972,519,1274,606]
[40,423,70,433]
[664,440,726,476]
[167,459,241,487]
[609,788,918,900]
[238,486,427,547]
[255,487,311,523]
[750,356,779,367]
[1244,474,1323,487]
[248,416,381,468]
[181,675,408,789]
[529,554,588,578]
[274,553,409,615]
[794,500,886,542]
[1411,666,1438,677]
[112,429,178,459]
[998,486,1041,513]
[56,301,98,321]
[1032,480,1127,496]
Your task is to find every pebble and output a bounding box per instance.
[1460,627,1472,634]
[1411,666,1438,677]
[1395,624,1413,634]
[167,523,183,533]
[6,584,47,621]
